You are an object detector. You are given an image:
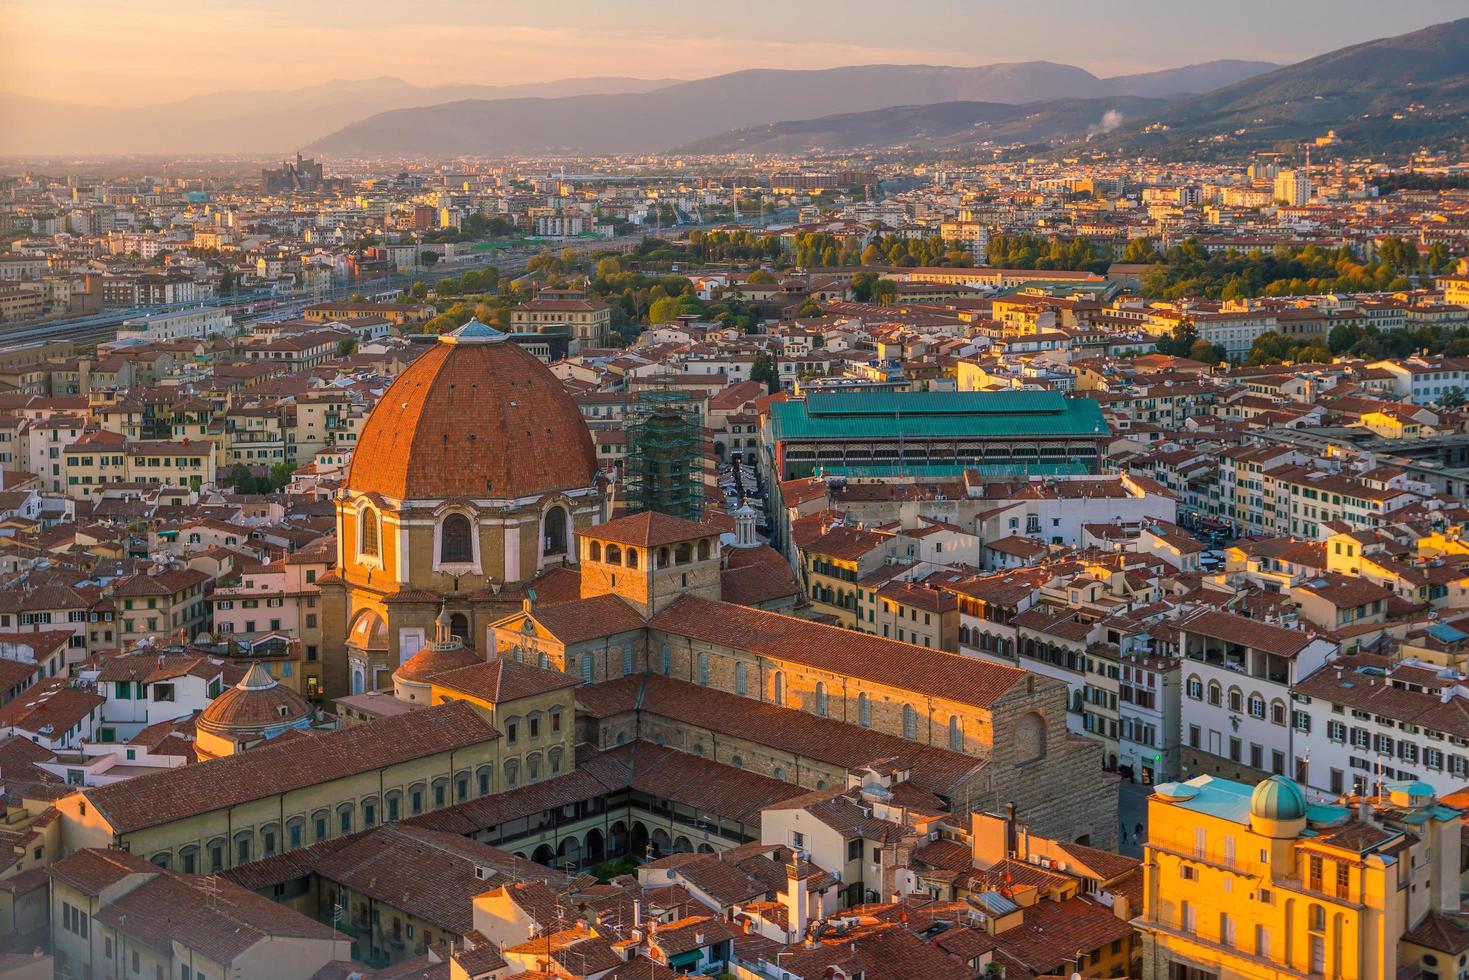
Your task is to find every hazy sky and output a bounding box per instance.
[3,0,1465,106]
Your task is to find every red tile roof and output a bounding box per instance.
[649,595,1033,710]
[81,702,497,834]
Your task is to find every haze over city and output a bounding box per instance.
[0,0,1463,107]
[4,5,1469,980]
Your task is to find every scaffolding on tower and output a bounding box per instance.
[622,386,705,522]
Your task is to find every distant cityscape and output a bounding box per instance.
[3,8,1469,980]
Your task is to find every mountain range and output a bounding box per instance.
[672,97,1170,155]
[0,76,679,156]
[1083,17,1469,157]
[306,60,1278,157]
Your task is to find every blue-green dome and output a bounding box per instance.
[1251,774,1307,821]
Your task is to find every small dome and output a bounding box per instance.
[444,318,507,344]
[395,609,479,683]
[1250,774,1308,822]
[199,662,313,737]
[397,642,479,683]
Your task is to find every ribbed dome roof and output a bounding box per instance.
[1250,774,1308,822]
[397,642,480,683]
[346,321,597,501]
[199,662,313,735]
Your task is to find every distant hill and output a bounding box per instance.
[309,59,1277,157]
[1087,17,1469,157]
[0,76,681,156]
[674,97,1169,155]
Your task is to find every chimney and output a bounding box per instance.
[783,859,809,941]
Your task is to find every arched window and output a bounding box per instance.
[774,765,786,781]
[903,704,917,740]
[858,693,871,728]
[1207,681,1222,706]
[774,671,785,706]
[622,644,634,677]
[477,765,493,796]
[814,682,828,717]
[606,544,623,565]
[581,655,593,684]
[359,507,380,559]
[440,513,472,564]
[1247,694,1265,719]
[449,613,469,644]
[233,830,253,865]
[588,540,602,562]
[735,662,747,696]
[697,653,709,686]
[526,753,541,782]
[731,755,744,769]
[504,758,520,789]
[674,542,693,565]
[627,547,639,569]
[542,506,569,557]
[207,837,226,873]
[660,643,671,676]
[697,538,711,561]
[949,715,963,752]
[548,747,564,776]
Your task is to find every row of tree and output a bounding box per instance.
[1129,237,1456,301]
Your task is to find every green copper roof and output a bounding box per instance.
[814,462,1090,478]
[769,391,1109,442]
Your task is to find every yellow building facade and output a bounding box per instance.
[1137,773,1462,979]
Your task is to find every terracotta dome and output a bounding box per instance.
[346,320,598,501]
[397,637,480,683]
[199,662,314,737]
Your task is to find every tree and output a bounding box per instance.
[1155,320,1198,357]
[336,337,357,358]
[648,296,683,324]
[1188,339,1226,365]
[224,463,253,491]
[1122,237,1161,263]
[795,298,823,318]
[750,352,780,394]
[267,461,296,491]
[860,244,882,265]
[1441,386,1466,409]
[850,271,880,302]
[747,269,776,284]
[420,251,440,267]
[871,278,899,305]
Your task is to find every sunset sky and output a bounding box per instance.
[3,0,1464,106]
